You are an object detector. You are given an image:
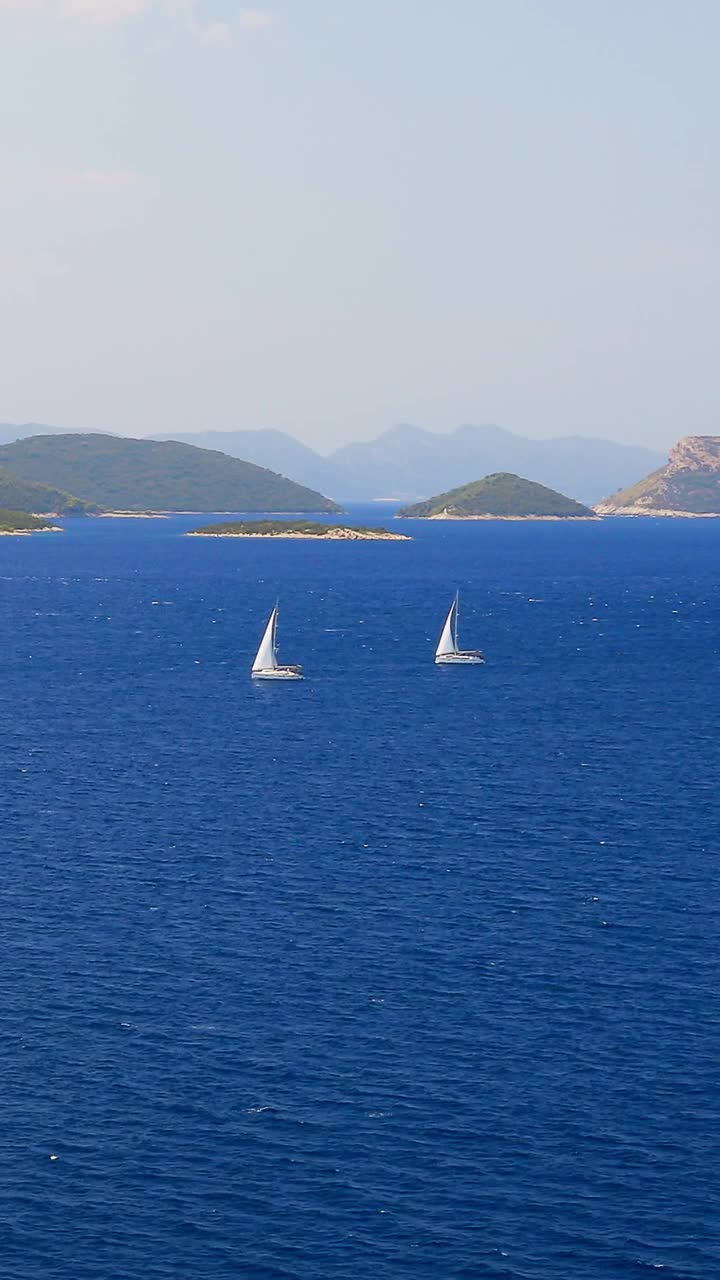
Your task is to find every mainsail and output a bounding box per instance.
[435,595,458,658]
[252,606,278,672]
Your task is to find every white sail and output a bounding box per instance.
[435,596,458,658]
[252,606,278,671]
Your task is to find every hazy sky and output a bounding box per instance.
[0,1,717,450]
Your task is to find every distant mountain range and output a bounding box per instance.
[119,422,666,501]
[152,424,664,504]
[0,421,665,504]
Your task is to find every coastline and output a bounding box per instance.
[0,525,62,536]
[593,505,720,518]
[187,528,410,541]
[93,510,340,519]
[416,513,600,522]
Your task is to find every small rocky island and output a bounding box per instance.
[0,509,61,534]
[398,473,596,519]
[595,436,720,516]
[188,519,410,540]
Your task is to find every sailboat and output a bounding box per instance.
[435,592,484,665]
[251,603,304,680]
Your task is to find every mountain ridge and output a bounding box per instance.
[0,421,664,504]
[154,422,667,504]
[326,423,663,505]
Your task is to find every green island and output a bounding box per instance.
[398,472,596,519]
[188,520,410,540]
[595,436,720,516]
[0,433,340,515]
[0,509,61,534]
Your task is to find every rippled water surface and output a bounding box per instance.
[2,511,719,1279]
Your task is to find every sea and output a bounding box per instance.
[2,508,719,1280]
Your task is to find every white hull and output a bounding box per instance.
[435,651,484,665]
[251,666,304,680]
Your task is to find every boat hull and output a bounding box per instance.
[435,652,485,665]
[251,666,304,680]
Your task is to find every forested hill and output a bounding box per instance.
[0,434,340,514]
[399,473,595,518]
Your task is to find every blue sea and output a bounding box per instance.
[2,510,719,1280]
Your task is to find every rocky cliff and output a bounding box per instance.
[595,436,720,515]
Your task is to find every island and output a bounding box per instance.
[398,472,596,519]
[187,519,410,540]
[595,436,720,516]
[0,433,340,515]
[0,509,61,534]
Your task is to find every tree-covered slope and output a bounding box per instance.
[0,466,95,514]
[398,472,594,518]
[0,434,340,514]
[0,509,58,532]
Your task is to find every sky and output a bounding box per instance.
[0,0,718,451]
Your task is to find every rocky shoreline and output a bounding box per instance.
[593,506,720,518]
[0,525,62,535]
[423,513,599,522]
[189,527,410,541]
